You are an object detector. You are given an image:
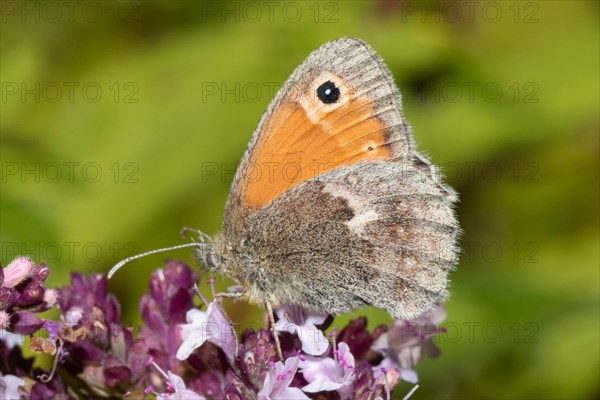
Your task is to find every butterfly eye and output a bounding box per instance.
[316,81,340,104]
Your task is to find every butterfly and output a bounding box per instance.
[110,37,459,360]
[202,37,459,346]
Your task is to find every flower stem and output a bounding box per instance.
[193,284,210,308]
[37,340,64,383]
[402,384,420,400]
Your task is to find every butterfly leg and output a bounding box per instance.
[214,291,245,299]
[265,300,284,362]
[214,283,246,300]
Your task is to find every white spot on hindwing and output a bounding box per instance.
[322,177,378,236]
[347,209,378,232]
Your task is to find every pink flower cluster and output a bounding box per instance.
[0,257,446,399]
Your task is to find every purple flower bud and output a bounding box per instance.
[25,301,52,314]
[104,366,132,388]
[70,339,106,362]
[91,274,108,306]
[140,296,168,338]
[29,375,69,399]
[147,260,197,318]
[337,316,381,360]
[104,294,121,325]
[185,349,226,399]
[127,340,150,379]
[2,256,35,288]
[10,311,44,334]
[33,263,50,282]
[163,259,196,288]
[168,287,194,317]
[15,280,45,307]
[43,320,62,340]
[0,287,19,310]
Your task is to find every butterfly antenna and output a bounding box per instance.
[108,242,202,279]
[180,227,211,243]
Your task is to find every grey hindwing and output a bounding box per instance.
[239,159,460,319]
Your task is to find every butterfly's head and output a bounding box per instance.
[196,243,218,273]
[195,233,229,276]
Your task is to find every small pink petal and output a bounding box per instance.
[3,256,35,288]
[43,289,58,306]
[0,311,10,329]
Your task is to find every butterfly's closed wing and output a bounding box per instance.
[225,38,415,238]
[238,160,459,319]
[205,37,460,322]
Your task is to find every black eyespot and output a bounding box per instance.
[316,81,340,104]
[368,146,374,151]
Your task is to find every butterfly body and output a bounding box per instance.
[199,37,459,321]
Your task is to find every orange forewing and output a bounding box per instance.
[240,93,393,211]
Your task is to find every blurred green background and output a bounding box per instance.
[1,1,598,399]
